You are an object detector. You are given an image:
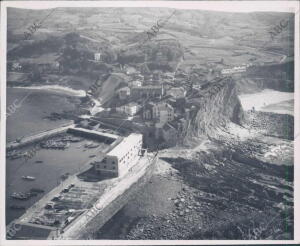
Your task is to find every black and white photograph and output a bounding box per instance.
[0,0,299,244]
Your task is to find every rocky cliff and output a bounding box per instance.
[184,77,244,142]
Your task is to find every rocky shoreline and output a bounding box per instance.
[100,111,294,240]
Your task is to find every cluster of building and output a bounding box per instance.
[94,63,196,146]
[221,64,252,75]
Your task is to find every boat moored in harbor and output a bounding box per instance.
[22,176,36,181]
[11,192,30,200]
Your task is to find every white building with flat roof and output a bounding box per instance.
[94,52,101,61]
[94,133,143,177]
[116,102,141,116]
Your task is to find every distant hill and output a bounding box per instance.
[7,7,295,95]
[7,7,294,68]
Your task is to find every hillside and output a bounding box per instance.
[94,73,130,105]
[8,8,294,71]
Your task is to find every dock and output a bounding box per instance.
[7,122,75,150]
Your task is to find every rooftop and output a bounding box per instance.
[107,133,142,159]
[132,85,162,89]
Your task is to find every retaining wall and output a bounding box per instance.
[58,155,157,239]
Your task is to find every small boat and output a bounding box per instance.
[7,150,23,160]
[62,188,70,193]
[89,155,96,158]
[35,160,43,164]
[11,192,30,200]
[30,188,44,193]
[22,176,36,181]
[40,141,70,150]
[51,196,60,202]
[84,142,100,149]
[10,205,26,210]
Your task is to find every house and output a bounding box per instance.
[116,102,140,116]
[131,85,164,98]
[117,86,130,100]
[124,102,140,116]
[94,52,101,61]
[163,72,175,78]
[153,102,174,126]
[93,133,143,177]
[124,65,137,75]
[128,80,142,88]
[142,102,155,120]
[167,87,187,99]
[133,73,144,81]
[221,66,247,75]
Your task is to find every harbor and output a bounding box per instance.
[6,126,118,225]
[6,123,156,239]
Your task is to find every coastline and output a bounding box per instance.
[11,85,86,98]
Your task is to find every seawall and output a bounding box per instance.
[55,154,157,239]
[6,122,75,150]
[67,127,118,144]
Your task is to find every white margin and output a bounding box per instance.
[0,1,299,246]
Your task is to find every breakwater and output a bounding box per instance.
[67,127,118,144]
[7,123,75,150]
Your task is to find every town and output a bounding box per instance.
[5,5,295,241]
[7,30,259,150]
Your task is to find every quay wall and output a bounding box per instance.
[92,117,151,137]
[67,127,117,144]
[92,117,135,134]
[58,156,157,239]
[6,123,75,150]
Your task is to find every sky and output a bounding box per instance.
[1,1,299,13]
